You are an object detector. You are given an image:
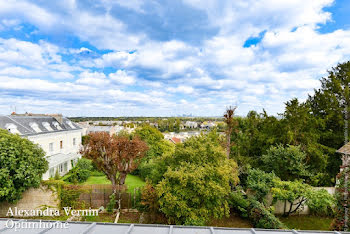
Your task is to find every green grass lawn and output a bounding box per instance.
[82,174,145,192]
[279,215,333,231]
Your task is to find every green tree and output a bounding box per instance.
[308,61,350,183]
[246,169,276,203]
[271,179,312,216]
[156,132,239,225]
[281,98,331,185]
[261,144,310,181]
[134,126,174,179]
[0,129,48,203]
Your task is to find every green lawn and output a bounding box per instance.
[83,174,145,192]
[279,215,333,231]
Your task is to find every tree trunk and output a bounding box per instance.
[226,129,232,159]
[110,174,117,194]
[119,172,127,185]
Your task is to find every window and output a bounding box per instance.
[73,138,76,146]
[63,162,68,172]
[53,122,62,130]
[49,143,54,152]
[58,164,63,173]
[42,122,53,131]
[60,140,63,149]
[29,122,41,133]
[5,123,19,134]
[67,121,76,129]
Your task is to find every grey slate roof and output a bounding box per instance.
[0,219,349,234]
[0,115,81,136]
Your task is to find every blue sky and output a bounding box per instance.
[0,0,349,116]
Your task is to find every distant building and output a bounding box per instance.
[170,137,181,144]
[0,113,82,180]
[184,121,198,129]
[87,125,116,136]
[200,122,217,129]
[76,121,90,136]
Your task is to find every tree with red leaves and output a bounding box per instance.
[81,132,148,193]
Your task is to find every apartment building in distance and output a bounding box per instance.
[0,113,82,180]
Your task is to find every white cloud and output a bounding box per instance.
[167,85,194,94]
[0,0,350,116]
[109,70,136,85]
[76,71,109,86]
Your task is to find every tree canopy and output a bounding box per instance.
[0,129,48,203]
[155,132,239,225]
[81,132,148,191]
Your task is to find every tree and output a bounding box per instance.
[281,98,331,185]
[0,129,48,203]
[224,106,238,158]
[81,132,148,192]
[271,179,312,216]
[261,144,310,181]
[134,126,174,179]
[308,62,350,183]
[246,169,276,203]
[155,132,239,225]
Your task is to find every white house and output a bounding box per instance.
[0,114,82,180]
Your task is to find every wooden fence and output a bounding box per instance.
[63,184,141,209]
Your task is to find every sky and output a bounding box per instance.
[0,0,349,117]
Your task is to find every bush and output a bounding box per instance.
[0,129,48,203]
[60,185,87,209]
[306,189,335,217]
[228,191,250,218]
[248,199,285,229]
[106,193,116,213]
[246,169,276,203]
[63,158,93,183]
[228,191,284,229]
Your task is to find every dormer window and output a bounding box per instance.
[67,121,76,129]
[5,123,19,134]
[42,122,53,131]
[29,122,41,133]
[53,122,62,130]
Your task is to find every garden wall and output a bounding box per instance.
[270,187,335,215]
[0,185,59,217]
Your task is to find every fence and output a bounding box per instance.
[62,184,141,210]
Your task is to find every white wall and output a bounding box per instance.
[269,187,336,215]
[26,129,82,180]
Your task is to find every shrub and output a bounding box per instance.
[248,199,285,229]
[60,185,86,209]
[106,193,116,213]
[64,158,93,183]
[228,190,284,229]
[246,169,276,203]
[306,189,335,217]
[228,191,250,218]
[0,129,48,203]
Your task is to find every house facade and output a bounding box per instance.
[0,114,82,180]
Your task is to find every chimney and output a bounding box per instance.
[48,114,63,124]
